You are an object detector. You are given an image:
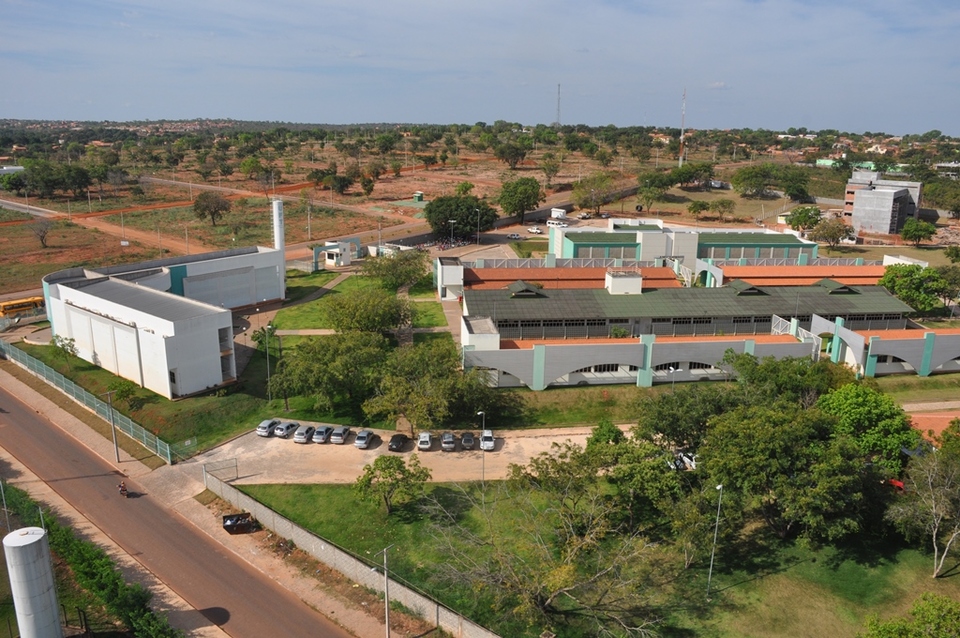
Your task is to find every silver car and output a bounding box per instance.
[256,418,281,437]
[354,429,376,449]
[440,431,457,452]
[330,426,351,444]
[312,425,333,443]
[293,424,316,444]
[274,421,299,438]
[480,429,495,451]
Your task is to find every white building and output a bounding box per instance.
[43,246,285,399]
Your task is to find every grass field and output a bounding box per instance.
[272,274,382,330]
[411,301,446,328]
[243,481,960,638]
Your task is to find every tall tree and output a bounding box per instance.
[493,142,527,169]
[423,195,498,239]
[572,172,616,214]
[192,191,231,227]
[355,455,431,514]
[860,593,960,637]
[900,218,937,247]
[323,287,412,334]
[498,177,544,226]
[787,205,822,234]
[878,263,950,313]
[885,432,960,577]
[361,249,429,292]
[808,217,855,249]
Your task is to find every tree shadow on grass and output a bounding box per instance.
[822,527,906,571]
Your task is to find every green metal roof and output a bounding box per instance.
[696,232,805,245]
[464,283,914,322]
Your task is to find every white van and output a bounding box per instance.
[546,219,568,228]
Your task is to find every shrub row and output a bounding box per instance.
[4,483,183,638]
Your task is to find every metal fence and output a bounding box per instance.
[0,341,174,464]
[203,468,499,638]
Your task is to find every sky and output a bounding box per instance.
[2,0,959,136]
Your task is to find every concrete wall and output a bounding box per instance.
[203,472,499,638]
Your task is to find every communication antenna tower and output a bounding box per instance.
[678,89,686,168]
[555,84,561,127]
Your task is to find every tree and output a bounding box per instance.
[900,218,937,247]
[702,402,869,541]
[885,437,960,577]
[363,340,461,429]
[29,219,53,248]
[192,191,231,227]
[878,263,950,313]
[859,593,960,637]
[454,181,474,196]
[572,172,616,214]
[687,200,710,222]
[787,205,822,234]
[423,195,498,239]
[945,245,960,263]
[51,335,78,370]
[323,287,412,334]
[730,163,776,197]
[935,265,960,306]
[424,445,670,635]
[493,142,526,169]
[361,249,429,292]
[540,153,560,187]
[808,217,855,249]
[355,455,431,514]
[269,332,388,412]
[498,177,544,226]
[709,198,736,223]
[323,174,354,195]
[816,383,920,474]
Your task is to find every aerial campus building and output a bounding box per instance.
[843,170,922,235]
[41,201,289,400]
[438,221,960,390]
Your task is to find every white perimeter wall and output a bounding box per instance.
[182,249,285,308]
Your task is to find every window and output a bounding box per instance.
[673,317,692,325]
[652,317,671,323]
[654,362,681,371]
[594,363,619,373]
[692,317,711,325]
[573,366,592,373]
[733,316,753,324]
[169,371,177,383]
[609,318,629,324]
[586,319,606,327]
[689,362,711,370]
[628,365,639,371]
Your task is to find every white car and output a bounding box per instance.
[527,226,543,234]
[480,430,495,451]
[507,233,522,240]
[417,432,433,451]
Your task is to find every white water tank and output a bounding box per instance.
[271,199,285,254]
[3,527,63,638]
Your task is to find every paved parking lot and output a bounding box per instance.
[196,425,601,485]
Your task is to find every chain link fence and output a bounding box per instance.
[0,342,173,464]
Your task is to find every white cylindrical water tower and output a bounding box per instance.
[271,198,285,254]
[3,527,63,638]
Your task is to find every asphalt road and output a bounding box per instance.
[0,383,352,638]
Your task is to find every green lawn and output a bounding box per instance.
[272,274,381,330]
[511,240,548,258]
[407,274,436,299]
[283,269,339,304]
[243,481,960,638]
[411,302,446,328]
[873,373,960,404]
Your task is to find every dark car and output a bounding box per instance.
[460,431,475,450]
[388,433,408,452]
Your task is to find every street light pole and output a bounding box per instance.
[448,219,456,244]
[706,484,723,600]
[374,544,395,638]
[265,323,272,403]
[476,208,481,245]
[669,366,682,392]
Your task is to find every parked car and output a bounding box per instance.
[256,418,281,437]
[440,431,457,452]
[388,433,408,452]
[507,233,522,240]
[354,429,376,449]
[417,431,433,451]
[293,424,316,443]
[330,426,351,444]
[480,429,495,451]
[527,226,543,234]
[599,212,611,219]
[577,212,592,220]
[460,431,476,450]
[312,425,333,443]
[273,421,299,438]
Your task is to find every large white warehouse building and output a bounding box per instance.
[43,245,285,399]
